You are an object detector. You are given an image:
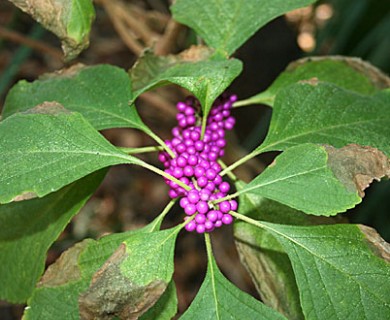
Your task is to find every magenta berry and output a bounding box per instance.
[196,201,209,214]
[196,224,206,234]
[195,213,206,224]
[222,214,233,225]
[184,203,197,215]
[219,201,231,213]
[157,94,238,232]
[185,220,197,232]
[188,190,200,204]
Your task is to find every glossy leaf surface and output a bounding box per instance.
[237,57,389,107]
[239,144,361,216]
[172,0,316,55]
[257,84,390,156]
[260,221,390,320]
[2,64,150,132]
[0,104,141,204]
[181,239,287,320]
[130,48,242,121]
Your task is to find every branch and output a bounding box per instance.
[0,26,63,61]
[154,19,184,55]
[97,0,144,55]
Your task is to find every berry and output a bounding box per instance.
[219,201,231,213]
[185,220,197,232]
[222,214,233,225]
[196,201,209,214]
[184,203,197,215]
[195,214,206,224]
[157,94,238,232]
[196,224,206,234]
[188,190,200,204]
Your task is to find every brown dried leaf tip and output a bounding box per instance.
[299,77,319,86]
[326,144,390,197]
[24,102,71,115]
[39,240,91,287]
[358,225,390,262]
[79,243,167,320]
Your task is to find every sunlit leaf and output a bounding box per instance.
[237,57,389,107]
[238,144,361,216]
[2,64,151,132]
[259,221,390,320]
[0,103,142,204]
[130,47,242,121]
[181,238,287,319]
[172,0,317,55]
[257,84,390,156]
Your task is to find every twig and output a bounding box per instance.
[139,91,177,117]
[115,2,159,47]
[0,26,63,61]
[98,0,144,55]
[155,19,183,55]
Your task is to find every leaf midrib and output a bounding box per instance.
[242,166,325,194]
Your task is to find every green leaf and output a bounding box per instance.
[0,103,143,204]
[78,226,182,319]
[234,191,306,319]
[2,64,151,133]
[236,57,390,107]
[257,83,390,156]
[259,221,390,320]
[24,218,172,319]
[0,170,105,303]
[171,0,317,56]
[234,184,346,319]
[9,0,95,60]
[181,237,287,320]
[130,47,242,121]
[238,143,361,216]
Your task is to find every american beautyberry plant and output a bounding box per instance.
[1,0,390,319]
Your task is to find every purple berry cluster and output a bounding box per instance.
[158,95,237,233]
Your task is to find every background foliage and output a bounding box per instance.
[0,0,389,319]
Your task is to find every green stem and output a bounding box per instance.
[119,145,163,154]
[178,213,196,230]
[148,131,176,158]
[229,210,265,229]
[136,159,191,191]
[220,149,260,176]
[232,92,274,108]
[217,160,238,182]
[200,116,207,140]
[150,199,177,232]
[204,232,213,261]
[212,191,240,204]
